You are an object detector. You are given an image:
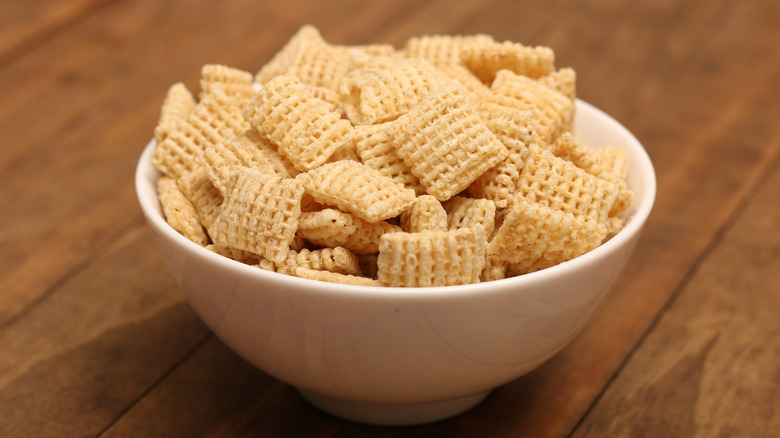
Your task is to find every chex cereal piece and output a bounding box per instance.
[206,244,263,265]
[550,133,633,217]
[442,196,497,237]
[243,74,354,172]
[482,69,573,147]
[388,83,508,201]
[377,227,487,287]
[517,144,619,223]
[437,64,490,108]
[354,123,426,195]
[200,64,255,103]
[201,133,288,196]
[468,109,535,207]
[277,247,361,276]
[487,197,606,274]
[152,89,249,180]
[298,160,416,223]
[340,57,447,125]
[154,82,196,144]
[399,195,448,232]
[211,168,303,264]
[295,267,378,286]
[254,25,323,84]
[157,176,209,246]
[536,67,577,102]
[481,257,507,282]
[178,168,223,235]
[462,40,555,83]
[404,34,494,68]
[297,208,402,254]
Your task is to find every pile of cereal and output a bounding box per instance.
[151,25,633,287]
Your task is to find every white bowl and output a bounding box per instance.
[135,100,655,426]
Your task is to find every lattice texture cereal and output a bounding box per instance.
[354,123,426,195]
[178,168,223,235]
[536,67,577,102]
[158,176,209,245]
[299,160,416,223]
[462,40,555,83]
[200,64,255,103]
[399,195,448,232]
[295,267,378,286]
[443,196,497,237]
[388,83,508,201]
[154,82,196,144]
[277,247,361,276]
[297,208,402,254]
[404,34,494,68]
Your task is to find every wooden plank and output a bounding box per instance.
[0,221,210,437]
[571,148,780,436]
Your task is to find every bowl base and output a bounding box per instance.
[297,388,491,426]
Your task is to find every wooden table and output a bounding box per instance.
[2,0,779,436]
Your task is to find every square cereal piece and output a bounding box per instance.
[157,176,209,246]
[354,123,426,195]
[399,195,448,233]
[403,34,494,68]
[461,40,555,83]
[154,82,196,145]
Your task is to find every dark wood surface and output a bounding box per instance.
[2,1,779,436]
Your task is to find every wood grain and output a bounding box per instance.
[2,0,780,436]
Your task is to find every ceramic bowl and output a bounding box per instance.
[135,99,655,426]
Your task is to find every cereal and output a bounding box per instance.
[388,83,508,201]
[298,160,416,223]
[152,25,634,286]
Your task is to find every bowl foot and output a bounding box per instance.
[296,388,491,426]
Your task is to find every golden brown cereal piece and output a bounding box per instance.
[178,169,223,235]
[199,64,255,102]
[299,160,416,223]
[389,83,508,201]
[294,267,378,286]
[377,227,487,287]
[482,70,573,147]
[277,247,361,276]
[550,133,633,217]
[536,67,577,102]
[404,34,494,68]
[487,197,606,274]
[200,133,288,196]
[468,109,535,207]
[243,74,354,172]
[354,123,426,195]
[517,144,619,223]
[206,244,263,265]
[399,195,448,232]
[340,57,447,125]
[462,40,555,83]
[157,176,209,246]
[211,168,303,264]
[152,89,249,180]
[297,208,402,254]
[443,196,497,237]
[154,82,196,144]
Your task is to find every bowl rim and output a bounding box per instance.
[136,99,656,299]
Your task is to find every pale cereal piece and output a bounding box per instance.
[481,256,507,282]
[354,123,426,195]
[154,82,196,144]
[550,133,633,217]
[157,176,209,246]
[436,64,490,108]
[200,64,255,103]
[603,216,625,242]
[339,57,447,125]
[297,208,402,254]
[295,267,378,286]
[399,195,448,233]
[299,160,416,223]
[310,86,342,111]
[462,40,555,83]
[377,227,487,287]
[242,74,354,172]
[211,168,303,264]
[536,67,577,102]
[388,83,508,201]
[278,247,361,276]
[467,109,535,207]
[481,69,573,147]
[201,133,287,196]
[206,244,263,265]
[178,168,223,235]
[255,24,324,84]
[152,89,250,180]
[517,144,619,223]
[442,196,497,237]
[326,142,361,163]
[357,253,379,279]
[404,34,494,68]
[487,197,606,274]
